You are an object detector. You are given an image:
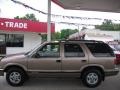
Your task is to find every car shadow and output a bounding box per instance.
[24,78,85,88]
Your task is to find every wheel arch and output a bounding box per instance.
[80,65,105,80]
[4,64,27,74]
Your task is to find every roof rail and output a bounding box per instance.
[59,40,104,43]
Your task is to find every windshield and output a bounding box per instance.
[25,43,44,55]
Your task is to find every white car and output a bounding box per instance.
[109,45,120,65]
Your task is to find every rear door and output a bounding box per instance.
[61,43,88,72]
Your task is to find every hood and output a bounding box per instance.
[2,52,27,61]
[5,52,26,58]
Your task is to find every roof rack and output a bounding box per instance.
[59,40,104,43]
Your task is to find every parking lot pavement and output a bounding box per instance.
[0,73,120,90]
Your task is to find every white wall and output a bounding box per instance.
[0,30,42,55]
[100,31,120,40]
[85,35,114,42]
[84,29,120,40]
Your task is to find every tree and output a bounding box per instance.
[60,29,78,39]
[41,29,79,41]
[14,13,39,21]
[41,34,47,41]
[95,19,120,31]
[52,32,61,40]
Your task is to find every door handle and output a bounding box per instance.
[81,60,87,62]
[56,60,61,63]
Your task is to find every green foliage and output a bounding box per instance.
[41,29,79,41]
[95,19,120,31]
[14,13,39,21]
[60,29,78,39]
[41,34,47,41]
[52,32,61,40]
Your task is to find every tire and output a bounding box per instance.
[81,69,103,88]
[6,67,26,86]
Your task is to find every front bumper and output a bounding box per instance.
[105,68,119,76]
[0,69,4,76]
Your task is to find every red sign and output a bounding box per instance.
[0,18,55,33]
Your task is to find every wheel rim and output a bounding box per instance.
[9,72,21,84]
[86,73,98,85]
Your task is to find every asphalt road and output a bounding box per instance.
[0,73,120,90]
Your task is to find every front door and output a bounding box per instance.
[28,43,61,76]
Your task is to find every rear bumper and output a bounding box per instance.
[105,68,119,76]
[0,69,4,76]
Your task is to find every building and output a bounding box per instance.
[0,18,55,55]
[68,29,118,42]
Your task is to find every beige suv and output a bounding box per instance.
[0,40,119,88]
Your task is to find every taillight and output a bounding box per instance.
[114,54,120,65]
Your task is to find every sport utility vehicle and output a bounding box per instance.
[0,40,119,88]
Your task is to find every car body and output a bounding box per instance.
[0,40,119,88]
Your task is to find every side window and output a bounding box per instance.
[64,44,85,57]
[86,43,114,57]
[34,43,60,58]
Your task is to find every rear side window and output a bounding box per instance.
[64,44,85,57]
[86,43,114,57]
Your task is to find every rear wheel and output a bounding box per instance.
[81,69,103,88]
[6,67,26,86]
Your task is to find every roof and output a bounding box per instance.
[52,0,120,13]
[44,40,104,44]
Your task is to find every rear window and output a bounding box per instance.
[85,43,114,57]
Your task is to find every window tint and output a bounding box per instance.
[6,34,24,47]
[0,34,6,54]
[86,43,114,57]
[34,43,60,58]
[64,44,85,57]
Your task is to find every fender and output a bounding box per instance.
[80,64,105,72]
[3,63,27,71]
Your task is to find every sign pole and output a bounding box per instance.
[47,0,51,42]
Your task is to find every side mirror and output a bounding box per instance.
[31,53,39,58]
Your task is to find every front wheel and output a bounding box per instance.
[81,69,103,88]
[6,68,26,86]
